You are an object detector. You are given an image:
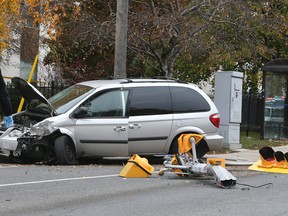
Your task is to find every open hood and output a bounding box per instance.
[12,77,56,115]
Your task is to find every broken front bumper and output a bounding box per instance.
[0,127,18,156]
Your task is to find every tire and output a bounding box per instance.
[169,133,209,159]
[170,133,188,154]
[54,135,78,165]
[169,137,179,154]
[169,138,189,176]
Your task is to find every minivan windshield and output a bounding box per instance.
[48,84,94,114]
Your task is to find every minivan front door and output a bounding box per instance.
[127,86,173,154]
[74,89,129,157]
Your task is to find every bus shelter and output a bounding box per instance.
[261,58,288,139]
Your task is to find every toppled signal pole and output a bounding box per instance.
[114,0,129,79]
[159,134,237,188]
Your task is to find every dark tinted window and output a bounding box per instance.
[170,86,210,113]
[129,87,172,116]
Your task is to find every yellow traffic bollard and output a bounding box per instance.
[119,154,154,178]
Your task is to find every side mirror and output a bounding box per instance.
[72,106,88,118]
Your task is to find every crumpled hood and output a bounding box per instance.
[12,77,55,114]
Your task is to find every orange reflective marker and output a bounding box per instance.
[274,151,285,168]
[250,147,288,173]
[284,152,288,169]
[257,146,276,168]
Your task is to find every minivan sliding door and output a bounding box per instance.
[127,86,173,154]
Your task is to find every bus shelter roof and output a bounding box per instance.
[262,58,288,73]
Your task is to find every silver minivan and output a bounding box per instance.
[0,77,223,164]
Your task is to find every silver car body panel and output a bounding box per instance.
[128,114,173,154]
[75,118,128,157]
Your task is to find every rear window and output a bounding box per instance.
[129,87,172,116]
[170,86,210,113]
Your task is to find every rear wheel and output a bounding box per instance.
[169,138,179,154]
[169,137,189,176]
[169,133,208,159]
[54,135,78,165]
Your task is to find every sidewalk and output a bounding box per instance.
[205,145,288,166]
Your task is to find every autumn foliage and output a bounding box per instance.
[2,0,288,93]
[0,0,20,53]
[0,0,80,54]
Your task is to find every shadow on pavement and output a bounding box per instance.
[79,156,165,165]
[0,155,165,166]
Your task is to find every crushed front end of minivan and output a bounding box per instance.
[0,77,62,163]
[0,120,60,163]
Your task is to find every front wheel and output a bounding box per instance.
[54,135,78,165]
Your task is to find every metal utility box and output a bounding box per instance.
[214,71,243,149]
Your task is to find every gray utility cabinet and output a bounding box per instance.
[214,71,243,149]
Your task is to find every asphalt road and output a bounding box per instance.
[0,159,287,216]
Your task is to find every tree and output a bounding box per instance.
[44,0,230,82]
[43,0,288,89]
[217,0,288,93]
[0,0,20,54]
[0,0,80,60]
[44,1,116,82]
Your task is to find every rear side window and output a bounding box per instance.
[170,86,210,113]
[129,87,172,116]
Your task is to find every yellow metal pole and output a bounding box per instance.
[17,54,39,113]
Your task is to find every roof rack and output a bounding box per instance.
[120,77,186,84]
[151,76,186,83]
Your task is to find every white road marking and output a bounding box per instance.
[0,174,119,188]
[0,165,18,168]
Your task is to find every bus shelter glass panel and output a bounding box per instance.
[264,72,288,139]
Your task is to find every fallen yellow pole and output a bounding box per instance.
[17,54,39,113]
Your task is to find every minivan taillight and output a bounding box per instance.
[210,113,220,128]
